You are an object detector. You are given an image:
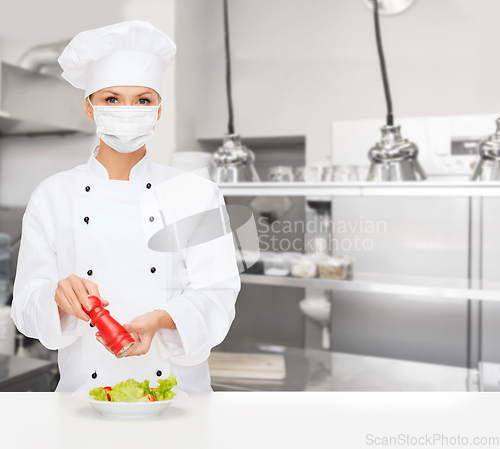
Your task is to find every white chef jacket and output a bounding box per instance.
[11,145,241,393]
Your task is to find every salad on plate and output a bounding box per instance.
[89,374,177,402]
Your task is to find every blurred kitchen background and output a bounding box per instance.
[3,0,500,392]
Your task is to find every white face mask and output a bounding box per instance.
[88,97,161,153]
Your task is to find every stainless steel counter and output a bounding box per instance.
[0,354,57,391]
[211,344,478,392]
[0,346,477,392]
[478,362,500,392]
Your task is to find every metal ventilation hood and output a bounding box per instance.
[0,61,94,135]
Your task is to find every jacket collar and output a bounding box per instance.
[87,145,151,181]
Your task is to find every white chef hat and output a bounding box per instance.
[58,20,176,98]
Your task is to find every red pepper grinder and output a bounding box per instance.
[82,295,136,358]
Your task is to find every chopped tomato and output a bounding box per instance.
[102,386,112,401]
[144,394,157,402]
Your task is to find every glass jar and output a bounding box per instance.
[336,255,355,280]
[356,166,370,182]
[333,165,348,182]
[268,166,294,182]
[347,165,359,181]
[318,256,348,280]
[290,254,318,278]
[321,166,335,182]
[304,166,320,182]
[263,252,291,276]
[333,165,358,182]
[295,166,306,182]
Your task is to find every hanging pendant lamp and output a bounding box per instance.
[210,0,260,183]
[471,118,500,181]
[366,0,426,182]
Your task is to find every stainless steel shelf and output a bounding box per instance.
[218,182,500,197]
[240,273,500,302]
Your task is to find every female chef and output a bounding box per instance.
[10,21,241,393]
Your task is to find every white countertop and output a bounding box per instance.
[3,392,500,449]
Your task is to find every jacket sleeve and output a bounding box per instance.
[156,183,241,366]
[11,199,84,350]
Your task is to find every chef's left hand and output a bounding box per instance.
[95,311,162,357]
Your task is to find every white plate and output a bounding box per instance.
[72,388,188,418]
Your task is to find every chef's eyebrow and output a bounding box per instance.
[102,90,122,96]
[101,90,153,96]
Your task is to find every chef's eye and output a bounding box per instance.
[137,98,151,105]
[105,96,119,104]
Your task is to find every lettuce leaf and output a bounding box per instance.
[89,387,108,402]
[155,374,177,401]
[109,379,146,403]
[156,389,176,401]
[138,379,151,395]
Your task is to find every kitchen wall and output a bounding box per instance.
[0,0,176,208]
[175,0,500,165]
[4,0,498,205]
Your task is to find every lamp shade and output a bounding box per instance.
[367,125,426,182]
[471,118,500,181]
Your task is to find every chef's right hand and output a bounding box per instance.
[55,274,109,321]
